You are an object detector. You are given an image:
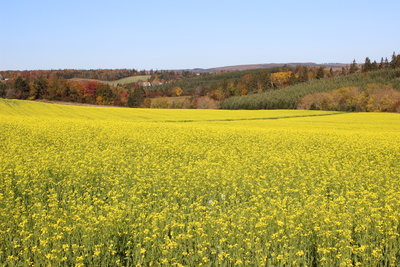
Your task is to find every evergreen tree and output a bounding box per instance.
[391,53,400,69]
[362,57,372,72]
[390,52,397,68]
[398,55,400,68]
[379,58,384,69]
[349,60,359,74]
[371,60,378,71]
[384,57,390,68]
[127,86,145,107]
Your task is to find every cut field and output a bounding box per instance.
[70,75,150,86]
[0,98,399,266]
[106,75,151,86]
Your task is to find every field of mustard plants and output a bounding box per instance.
[1,99,399,266]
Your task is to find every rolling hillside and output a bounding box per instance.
[150,67,284,94]
[221,69,400,109]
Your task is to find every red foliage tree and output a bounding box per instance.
[81,81,99,97]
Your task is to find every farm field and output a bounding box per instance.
[70,75,150,86]
[0,99,400,266]
[106,75,151,86]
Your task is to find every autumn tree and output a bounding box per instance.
[240,74,257,93]
[254,72,271,92]
[316,67,325,79]
[14,77,30,99]
[270,71,292,87]
[83,81,98,97]
[328,68,334,78]
[32,76,48,99]
[171,86,183,96]
[57,79,72,99]
[68,81,84,102]
[96,84,115,104]
[194,86,206,96]
[225,81,241,97]
[46,77,61,100]
[298,67,310,82]
[0,82,6,97]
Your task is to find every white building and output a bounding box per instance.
[141,81,152,87]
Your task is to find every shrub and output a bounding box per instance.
[195,96,219,109]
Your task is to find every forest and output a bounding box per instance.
[1,53,400,111]
[221,53,400,111]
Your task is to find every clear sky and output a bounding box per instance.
[1,0,399,70]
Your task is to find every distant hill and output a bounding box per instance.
[190,63,347,73]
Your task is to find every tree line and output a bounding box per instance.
[1,52,399,109]
[299,85,400,112]
[150,65,342,102]
[0,69,142,81]
[220,53,400,112]
[346,52,400,74]
[0,69,200,107]
[0,77,148,107]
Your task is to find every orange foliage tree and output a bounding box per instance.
[270,71,293,88]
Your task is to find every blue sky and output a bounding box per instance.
[1,0,399,70]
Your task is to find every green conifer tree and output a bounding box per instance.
[362,57,372,72]
[349,60,359,74]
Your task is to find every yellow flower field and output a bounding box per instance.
[0,99,399,266]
